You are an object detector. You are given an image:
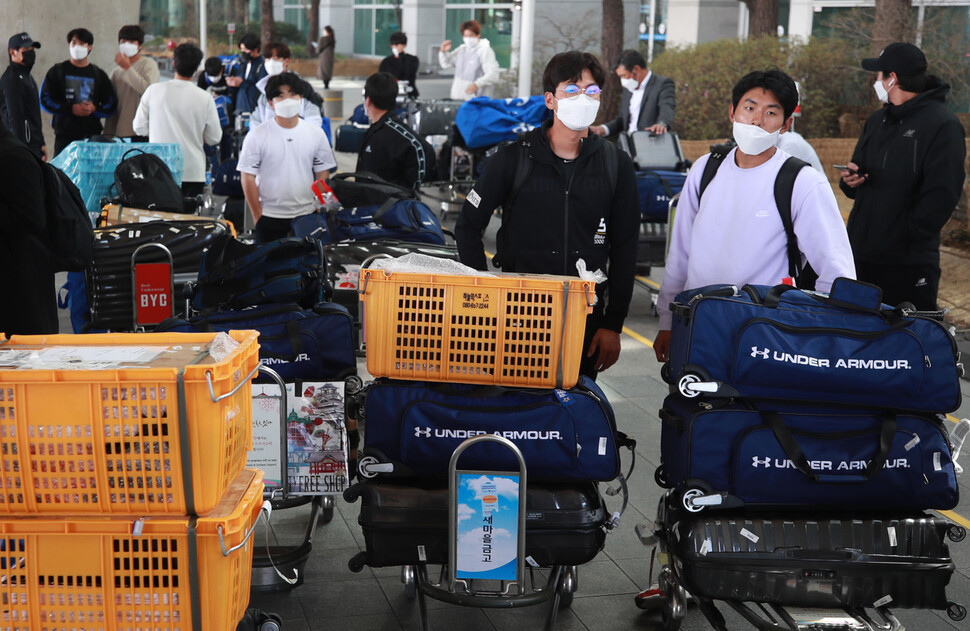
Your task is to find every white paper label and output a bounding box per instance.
[132,519,145,537]
[467,189,482,208]
[740,528,759,544]
[904,435,920,451]
[525,556,539,568]
[888,526,897,547]
[417,545,427,562]
[934,452,942,471]
[699,538,712,556]
[598,437,607,456]
[873,595,893,608]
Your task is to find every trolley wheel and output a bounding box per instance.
[681,488,707,513]
[948,601,968,621]
[258,622,281,631]
[660,362,672,385]
[947,524,967,542]
[677,374,702,398]
[660,607,682,631]
[655,465,670,489]
[402,565,417,599]
[318,496,334,525]
[344,375,363,395]
[343,484,361,503]
[348,551,367,573]
[557,566,577,609]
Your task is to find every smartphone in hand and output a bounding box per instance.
[833,164,859,175]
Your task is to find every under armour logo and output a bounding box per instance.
[130,173,144,179]
[751,456,771,468]
[751,346,770,359]
[414,426,432,438]
[915,277,927,287]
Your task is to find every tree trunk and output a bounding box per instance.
[600,0,624,123]
[873,0,911,52]
[238,0,248,31]
[183,0,197,37]
[742,0,779,38]
[307,0,320,56]
[260,0,275,48]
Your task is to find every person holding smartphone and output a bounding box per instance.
[839,42,966,311]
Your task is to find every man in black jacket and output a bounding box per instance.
[455,51,640,378]
[839,42,966,310]
[356,72,434,189]
[378,32,420,98]
[1,32,46,160]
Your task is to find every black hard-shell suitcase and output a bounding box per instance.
[344,479,607,570]
[660,501,962,611]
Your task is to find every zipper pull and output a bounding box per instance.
[925,355,932,368]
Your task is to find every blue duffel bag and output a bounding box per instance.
[667,277,963,413]
[636,169,685,222]
[291,199,446,246]
[659,394,958,511]
[156,302,356,382]
[454,95,552,149]
[359,377,632,482]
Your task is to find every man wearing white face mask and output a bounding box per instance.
[40,28,116,156]
[592,49,675,137]
[438,20,500,101]
[249,42,324,129]
[653,69,855,362]
[104,25,159,139]
[839,43,965,311]
[456,51,640,379]
[238,72,336,243]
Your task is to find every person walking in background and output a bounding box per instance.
[1,32,46,160]
[839,42,966,311]
[226,33,266,116]
[592,49,674,137]
[103,24,159,140]
[438,20,500,101]
[40,27,116,156]
[133,43,222,203]
[379,32,419,98]
[316,26,335,90]
[0,125,56,334]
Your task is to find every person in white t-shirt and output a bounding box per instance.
[237,71,336,243]
[652,69,855,362]
[132,43,222,203]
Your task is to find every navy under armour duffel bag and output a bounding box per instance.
[658,394,958,511]
[359,377,629,482]
[291,199,445,246]
[636,169,685,222]
[666,277,963,413]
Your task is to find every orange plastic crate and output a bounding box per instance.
[0,331,260,515]
[0,467,263,631]
[359,269,595,388]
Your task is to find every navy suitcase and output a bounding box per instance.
[636,169,685,222]
[658,394,958,511]
[359,377,628,482]
[667,278,963,413]
[345,479,607,570]
[334,123,368,153]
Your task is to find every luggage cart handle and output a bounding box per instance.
[219,500,272,556]
[206,364,261,402]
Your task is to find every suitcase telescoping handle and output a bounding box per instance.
[761,410,896,484]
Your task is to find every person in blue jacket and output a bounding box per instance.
[226,33,267,117]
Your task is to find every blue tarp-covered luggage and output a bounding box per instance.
[453,96,552,149]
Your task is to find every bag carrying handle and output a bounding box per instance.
[760,278,905,325]
[121,147,148,161]
[331,170,412,194]
[761,410,896,484]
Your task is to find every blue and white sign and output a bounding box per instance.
[455,473,520,581]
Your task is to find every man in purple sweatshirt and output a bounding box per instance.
[653,69,855,362]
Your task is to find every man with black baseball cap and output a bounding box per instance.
[0,32,46,160]
[838,42,966,310]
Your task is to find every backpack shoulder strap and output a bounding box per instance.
[773,156,811,280]
[599,139,618,199]
[506,136,533,212]
[697,148,729,201]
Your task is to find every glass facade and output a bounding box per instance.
[354,2,401,56]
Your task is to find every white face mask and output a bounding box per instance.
[463,36,479,48]
[555,94,600,131]
[273,97,302,119]
[620,76,639,92]
[732,121,781,156]
[69,44,89,61]
[873,77,894,103]
[264,59,285,76]
[392,47,403,57]
[206,74,222,84]
[119,42,139,58]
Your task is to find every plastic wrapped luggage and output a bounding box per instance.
[345,479,607,569]
[658,394,958,511]
[666,278,963,413]
[657,499,962,611]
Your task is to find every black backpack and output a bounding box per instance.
[113,148,185,212]
[33,155,94,272]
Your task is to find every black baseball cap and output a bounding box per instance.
[861,42,927,75]
[8,32,40,51]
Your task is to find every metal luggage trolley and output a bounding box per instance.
[401,434,577,631]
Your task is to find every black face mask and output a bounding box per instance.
[239,51,251,62]
[19,49,36,69]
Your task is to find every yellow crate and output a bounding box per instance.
[359,269,595,388]
[0,331,260,515]
[0,468,263,631]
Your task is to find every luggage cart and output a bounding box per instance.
[402,434,578,631]
[638,490,968,630]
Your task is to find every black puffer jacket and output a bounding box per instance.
[840,78,966,266]
[455,119,640,332]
